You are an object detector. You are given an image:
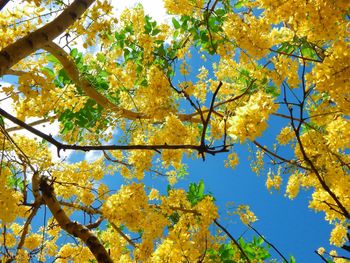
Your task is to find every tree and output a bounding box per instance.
[0,0,349,262]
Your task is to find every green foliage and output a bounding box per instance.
[208,237,271,262]
[58,99,104,136]
[186,180,214,206]
[234,0,250,9]
[144,15,161,35]
[176,163,189,178]
[277,37,320,61]
[207,243,235,262]
[7,173,24,191]
[239,237,271,261]
[45,46,118,136]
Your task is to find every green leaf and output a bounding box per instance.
[198,180,205,196]
[234,0,248,9]
[70,48,78,58]
[152,28,161,36]
[115,31,125,41]
[140,79,148,86]
[290,255,296,263]
[172,17,180,29]
[173,30,180,39]
[187,180,212,206]
[144,19,152,33]
[167,184,172,195]
[200,30,209,42]
[265,86,280,97]
[257,237,264,245]
[98,70,108,78]
[215,8,226,17]
[61,120,74,134]
[124,48,131,60]
[58,69,71,86]
[97,53,106,63]
[42,67,55,77]
[47,54,60,64]
[300,44,318,59]
[221,248,234,260]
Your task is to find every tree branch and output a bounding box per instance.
[253,140,309,170]
[200,81,222,150]
[110,222,136,248]
[6,118,53,132]
[248,224,288,263]
[39,176,112,263]
[0,0,10,11]
[0,0,96,77]
[58,201,102,215]
[44,42,201,123]
[214,219,251,263]
[0,107,228,156]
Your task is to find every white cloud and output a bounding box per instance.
[85,150,103,162]
[112,0,169,23]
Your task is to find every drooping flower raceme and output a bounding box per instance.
[228,91,278,142]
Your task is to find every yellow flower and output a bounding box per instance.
[317,247,325,255]
[228,91,278,142]
[330,224,348,247]
[235,205,257,225]
[277,126,294,145]
[225,152,239,169]
[149,188,160,200]
[266,167,282,192]
[24,234,42,250]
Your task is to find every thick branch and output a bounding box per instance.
[39,177,112,263]
[16,206,40,252]
[0,0,96,76]
[6,118,52,132]
[43,42,200,123]
[44,42,142,119]
[0,0,10,11]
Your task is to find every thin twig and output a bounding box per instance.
[110,222,136,248]
[214,219,251,263]
[248,224,288,263]
[253,140,308,170]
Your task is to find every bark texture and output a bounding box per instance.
[40,177,113,263]
[0,0,10,11]
[0,0,96,76]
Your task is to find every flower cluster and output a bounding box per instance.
[228,91,278,142]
